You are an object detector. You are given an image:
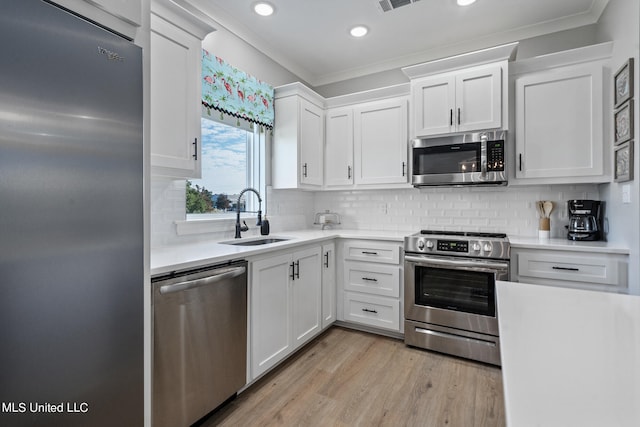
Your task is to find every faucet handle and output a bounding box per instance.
[241,220,249,232]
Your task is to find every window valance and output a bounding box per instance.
[201,49,275,129]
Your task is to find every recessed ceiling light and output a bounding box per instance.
[350,25,368,38]
[457,0,477,5]
[253,2,274,16]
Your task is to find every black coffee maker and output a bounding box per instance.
[567,200,602,241]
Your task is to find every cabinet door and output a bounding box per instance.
[412,75,455,137]
[455,65,502,132]
[354,98,408,185]
[325,108,354,187]
[250,253,293,378]
[299,99,324,186]
[515,63,603,179]
[150,14,201,177]
[291,246,322,349]
[321,243,336,328]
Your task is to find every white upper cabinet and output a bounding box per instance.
[411,75,455,136]
[456,66,502,132]
[412,64,502,137]
[298,99,324,186]
[324,108,354,187]
[272,83,324,189]
[354,98,409,185]
[149,3,215,178]
[150,15,201,177]
[403,43,516,139]
[511,43,612,184]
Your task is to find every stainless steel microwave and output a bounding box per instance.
[411,132,507,187]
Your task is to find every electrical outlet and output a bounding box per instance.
[622,184,632,204]
[376,202,388,214]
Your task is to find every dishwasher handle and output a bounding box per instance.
[159,266,246,295]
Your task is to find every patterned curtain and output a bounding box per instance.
[201,49,275,129]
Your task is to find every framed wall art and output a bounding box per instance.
[614,58,634,108]
[614,140,634,182]
[614,100,634,145]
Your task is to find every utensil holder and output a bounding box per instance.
[538,218,550,239]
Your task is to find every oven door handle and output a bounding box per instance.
[404,255,509,274]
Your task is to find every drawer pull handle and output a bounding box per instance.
[362,308,378,314]
[362,277,378,282]
[552,266,580,272]
[362,251,378,255]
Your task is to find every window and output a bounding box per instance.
[186,116,266,220]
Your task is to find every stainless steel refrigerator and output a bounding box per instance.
[0,1,143,426]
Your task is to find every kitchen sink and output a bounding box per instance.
[220,237,290,246]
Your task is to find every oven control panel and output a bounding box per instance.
[406,237,509,259]
[437,240,468,253]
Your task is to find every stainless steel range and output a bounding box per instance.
[404,230,510,366]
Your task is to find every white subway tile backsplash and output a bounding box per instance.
[151,175,600,247]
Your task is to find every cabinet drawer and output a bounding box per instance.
[343,240,400,264]
[517,251,621,285]
[343,292,400,331]
[343,261,400,297]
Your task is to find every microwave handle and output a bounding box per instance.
[480,135,488,176]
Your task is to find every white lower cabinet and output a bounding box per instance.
[511,248,628,293]
[338,240,403,333]
[343,292,400,331]
[322,243,336,328]
[250,245,322,379]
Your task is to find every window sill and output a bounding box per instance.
[175,215,258,236]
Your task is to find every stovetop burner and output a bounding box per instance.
[419,230,508,239]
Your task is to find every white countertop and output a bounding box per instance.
[151,229,408,276]
[509,236,630,254]
[152,230,631,275]
[497,281,640,427]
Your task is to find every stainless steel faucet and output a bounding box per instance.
[235,187,262,238]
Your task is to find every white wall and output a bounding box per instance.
[595,0,639,293]
[201,27,307,87]
[314,25,600,98]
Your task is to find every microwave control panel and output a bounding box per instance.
[487,141,505,171]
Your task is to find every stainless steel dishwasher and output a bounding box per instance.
[152,260,247,427]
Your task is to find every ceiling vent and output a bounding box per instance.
[377,0,421,13]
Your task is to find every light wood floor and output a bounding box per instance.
[201,327,506,427]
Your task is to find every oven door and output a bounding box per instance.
[404,254,509,336]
